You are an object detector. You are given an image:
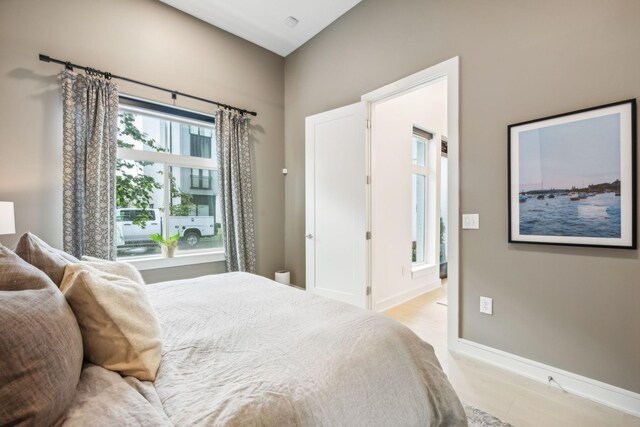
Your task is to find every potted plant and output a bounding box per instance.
[149,233,180,258]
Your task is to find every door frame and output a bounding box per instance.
[361,56,460,351]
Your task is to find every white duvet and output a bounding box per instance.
[64,272,466,426]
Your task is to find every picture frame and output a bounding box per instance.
[508,99,637,249]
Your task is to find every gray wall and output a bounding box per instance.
[0,0,285,282]
[284,0,640,392]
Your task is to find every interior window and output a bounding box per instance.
[411,128,433,267]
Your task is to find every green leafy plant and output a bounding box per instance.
[148,233,181,247]
[440,217,446,264]
[168,172,195,216]
[116,113,164,227]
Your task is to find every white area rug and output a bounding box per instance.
[465,404,513,427]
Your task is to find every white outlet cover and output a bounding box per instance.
[462,214,480,229]
[480,296,493,315]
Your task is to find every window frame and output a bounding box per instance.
[412,132,430,270]
[191,168,212,190]
[116,95,224,269]
[411,126,440,277]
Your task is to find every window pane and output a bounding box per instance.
[115,158,165,259]
[118,109,216,162]
[170,123,215,161]
[412,173,426,264]
[190,168,212,190]
[118,111,167,152]
[168,166,223,254]
[412,137,426,166]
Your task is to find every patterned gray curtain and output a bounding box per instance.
[62,70,119,260]
[215,108,256,273]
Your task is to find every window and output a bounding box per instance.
[189,127,213,159]
[115,97,223,261]
[191,168,212,189]
[411,128,433,267]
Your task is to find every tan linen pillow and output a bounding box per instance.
[81,255,145,285]
[60,264,163,381]
[14,232,78,286]
[0,245,83,426]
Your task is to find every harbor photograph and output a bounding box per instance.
[517,113,620,238]
[508,100,636,248]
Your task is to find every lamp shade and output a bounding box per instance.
[0,202,15,235]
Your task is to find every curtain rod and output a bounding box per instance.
[38,54,257,117]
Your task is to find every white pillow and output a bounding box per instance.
[60,263,162,381]
[81,256,145,285]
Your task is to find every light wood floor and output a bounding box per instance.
[384,285,640,427]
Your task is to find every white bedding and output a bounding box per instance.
[145,272,466,426]
[63,272,466,426]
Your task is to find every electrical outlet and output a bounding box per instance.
[462,214,479,229]
[480,296,493,315]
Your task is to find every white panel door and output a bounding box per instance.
[305,102,367,308]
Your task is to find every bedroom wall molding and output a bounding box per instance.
[453,338,640,417]
[373,280,440,312]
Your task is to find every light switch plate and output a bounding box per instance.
[462,214,480,229]
[480,296,493,315]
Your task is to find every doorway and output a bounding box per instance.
[362,57,460,362]
[304,57,460,356]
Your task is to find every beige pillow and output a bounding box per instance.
[81,255,145,285]
[0,245,83,426]
[14,232,78,286]
[60,264,162,381]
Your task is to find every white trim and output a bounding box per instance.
[454,338,640,417]
[373,279,441,312]
[411,263,437,279]
[116,147,216,170]
[361,56,460,348]
[125,250,225,271]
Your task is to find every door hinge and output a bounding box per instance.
[366,286,371,296]
[366,231,371,240]
[366,175,370,185]
[366,119,371,129]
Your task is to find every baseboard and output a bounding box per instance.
[374,280,441,312]
[453,338,640,417]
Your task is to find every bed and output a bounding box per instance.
[62,272,466,426]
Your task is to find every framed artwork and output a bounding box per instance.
[508,99,636,249]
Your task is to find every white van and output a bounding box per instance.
[115,208,216,248]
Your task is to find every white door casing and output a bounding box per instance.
[362,56,460,348]
[305,102,368,308]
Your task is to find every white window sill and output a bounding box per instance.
[123,251,225,271]
[411,263,437,279]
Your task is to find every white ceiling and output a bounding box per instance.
[159,0,362,57]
